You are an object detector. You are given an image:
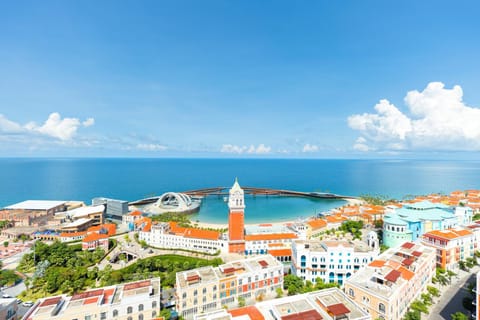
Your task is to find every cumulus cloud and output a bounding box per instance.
[221,144,271,154]
[348,82,480,152]
[0,112,94,141]
[137,143,167,151]
[302,143,319,153]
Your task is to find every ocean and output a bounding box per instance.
[1,158,479,223]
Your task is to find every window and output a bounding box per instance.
[203,288,207,294]
[128,317,132,320]
[113,310,119,317]
[152,311,157,318]
[213,285,217,291]
[85,316,91,320]
[138,304,144,312]
[194,289,198,296]
[182,292,187,298]
[100,312,107,320]
[152,301,157,309]
[127,307,133,314]
[348,288,354,297]
[379,303,386,313]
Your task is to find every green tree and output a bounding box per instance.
[238,296,246,307]
[409,300,429,315]
[421,293,432,306]
[451,312,469,320]
[427,285,440,298]
[276,287,283,298]
[3,241,8,248]
[160,309,171,320]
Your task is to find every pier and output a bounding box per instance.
[180,187,357,200]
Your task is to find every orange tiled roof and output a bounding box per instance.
[129,210,143,216]
[368,260,386,268]
[268,248,292,257]
[325,215,347,223]
[307,219,327,229]
[398,266,415,280]
[184,228,220,241]
[228,306,265,320]
[245,233,297,241]
[424,228,472,241]
[83,232,108,242]
[87,223,116,236]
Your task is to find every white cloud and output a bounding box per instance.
[221,143,271,154]
[83,118,95,127]
[137,143,167,151]
[302,143,319,153]
[0,112,95,141]
[0,114,24,133]
[348,82,480,152]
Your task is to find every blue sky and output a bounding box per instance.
[1,1,479,158]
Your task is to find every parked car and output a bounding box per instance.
[22,301,34,307]
[2,294,11,298]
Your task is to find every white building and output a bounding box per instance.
[22,278,161,320]
[176,255,283,320]
[139,221,228,255]
[291,231,379,285]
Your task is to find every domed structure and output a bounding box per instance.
[134,192,201,214]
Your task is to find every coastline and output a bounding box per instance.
[193,197,365,230]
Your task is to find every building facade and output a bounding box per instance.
[421,228,477,271]
[0,298,17,320]
[383,201,461,248]
[139,221,227,255]
[23,278,161,320]
[344,242,436,320]
[291,232,379,285]
[176,255,283,320]
[228,179,245,254]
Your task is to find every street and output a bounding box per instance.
[428,266,479,320]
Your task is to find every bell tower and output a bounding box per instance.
[228,178,245,253]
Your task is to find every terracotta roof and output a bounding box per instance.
[245,233,297,241]
[83,297,99,305]
[39,297,62,307]
[269,248,292,257]
[129,210,143,216]
[325,215,347,223]
[228,306,265,320]
[368,260,386,268]
[184,228,220,241]
[258,260,269,268]
[82,233,108,242]
[398,266,415,280]
[71,289,104,301]
[424,229,472,241]
[412,251,422,257]
[307,219,327,229]
[124,280,151,291]
[385,269,402,283]
[402,258,414,266]
[327,303,350,316]
[87,223,116,236]
[401,242,415,249]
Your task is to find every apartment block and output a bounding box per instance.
[22,278,161,320]
[176,255,283,320]
[344,242,436,320]
[292,232,379,285]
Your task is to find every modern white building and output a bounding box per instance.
[22,278,161,320]
[291,231,379,285]
[139,221,228,255]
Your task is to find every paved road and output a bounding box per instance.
[428,266,479,320]
[1,282,32,318]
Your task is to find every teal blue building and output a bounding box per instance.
[383,201,463,248]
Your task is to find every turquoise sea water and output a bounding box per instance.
[0,158,479,223]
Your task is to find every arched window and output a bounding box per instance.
[152,311,157,318]
[127,317,132,320]
[379,303,386,313]
[127,307,133,314]
[138,314,144,320]
[113,310,119,317]
[138,304,144,312]
[152,301,157,309]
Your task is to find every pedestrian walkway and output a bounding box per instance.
[428,266,479,320]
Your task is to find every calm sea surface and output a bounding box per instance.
[0,158,479,223]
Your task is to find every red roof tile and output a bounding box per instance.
[124,280,151,291]
[228,306,265,320]
[385,269,402,283]
[39,297,62,307]
[71,289,104,301]
[401,242,415,249]
[328,303,350,316]
[402,258,414,266]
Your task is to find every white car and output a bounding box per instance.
[22,301,34,307]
